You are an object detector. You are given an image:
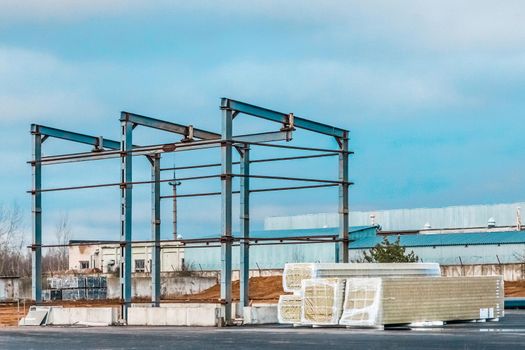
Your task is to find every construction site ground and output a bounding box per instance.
[2,277,525,327]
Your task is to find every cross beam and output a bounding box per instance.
[221,98,348,138]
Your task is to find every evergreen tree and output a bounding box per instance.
[361,236,419,263]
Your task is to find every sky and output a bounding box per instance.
[0,0,524,243]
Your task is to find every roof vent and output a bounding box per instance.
[423,222,431,230]
[488,217,496,228]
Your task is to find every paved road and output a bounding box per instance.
[1,311,525,349]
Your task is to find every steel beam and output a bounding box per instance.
[220,107,233,325]
[221,98,348,138]
[151,154,161,307]
[233,130,292,143]
[338,134,349,263]
[31,128,42,303]
[31,124,120,150]
[239,146,250,311]
[120,115,133,320]
[121,112,221,140]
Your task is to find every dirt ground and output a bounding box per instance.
[2,277,524,327]
[166,275,286,303]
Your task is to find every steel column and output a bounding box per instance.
[239,146,250,311]
[338,134,349,263]
[220,107,233,324]
[31,126,42,303]
[120,116,133,319]
[151,154,161,307]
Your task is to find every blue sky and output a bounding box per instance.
[1,1,524,242]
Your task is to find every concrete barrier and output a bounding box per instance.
[47,307,117,326]
[243,304,278,324]
[128,304,221,326]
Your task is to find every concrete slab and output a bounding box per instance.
[244,304,278,324]
[47,307,116,326]
[18,307,50,326]
[128,304,219,326]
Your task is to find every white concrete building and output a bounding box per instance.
[68,241,185,273]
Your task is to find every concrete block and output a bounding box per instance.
[127,307,148,326]
[47,307,115,326]
[166,307,187,325]
[148,307,167,326]
[186,305,218,326]
[244,304,278,324]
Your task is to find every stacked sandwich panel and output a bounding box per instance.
[282,263,441,293]
[278,263,504,327]
[277,295,303,324]
[339,276,504,326]
[301,278,346,325]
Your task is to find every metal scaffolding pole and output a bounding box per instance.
[151,154,161,307]
[338,133,349,263]
[31,126,42,303]
[239,146,250,311]
[220,108,233,324]
[120,115,133,319]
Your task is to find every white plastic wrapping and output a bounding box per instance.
[277,295,303,324]
[283,263,440,294]
[339,278,382,327]
[282,263,316,293]
[300,278,346,325]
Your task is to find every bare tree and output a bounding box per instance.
[0,203,30,277]
[43,213,72,273]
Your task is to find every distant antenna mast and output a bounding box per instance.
[169,156,181,240]
[517,207,522,231]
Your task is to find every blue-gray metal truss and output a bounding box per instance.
[30,124,122,304]
[30,98,349,326]
[221,98,347,138]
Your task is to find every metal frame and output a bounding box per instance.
[29,98,350,325]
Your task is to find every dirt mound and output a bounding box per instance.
[504,280,525,297]
[167,275,287,303]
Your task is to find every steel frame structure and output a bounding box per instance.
[30,98,350,324]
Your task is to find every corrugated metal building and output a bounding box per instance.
[265,202,525,231]
[185,226,525,270]
[350,230,525,265]
[184,226,378,270]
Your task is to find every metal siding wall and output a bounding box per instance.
[265,202,525,231]
[184,243,336,271]
[350,244,525,265]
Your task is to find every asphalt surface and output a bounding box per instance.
[1,311,525,349]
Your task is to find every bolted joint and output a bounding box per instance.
[220,173,233,181]
[181,125,195,143]
[280,113,296,132]
[219,235,234,243]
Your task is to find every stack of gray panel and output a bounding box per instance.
[43,275,108,301]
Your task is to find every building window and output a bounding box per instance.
[79,261,89,269]
[135,259,145,273]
